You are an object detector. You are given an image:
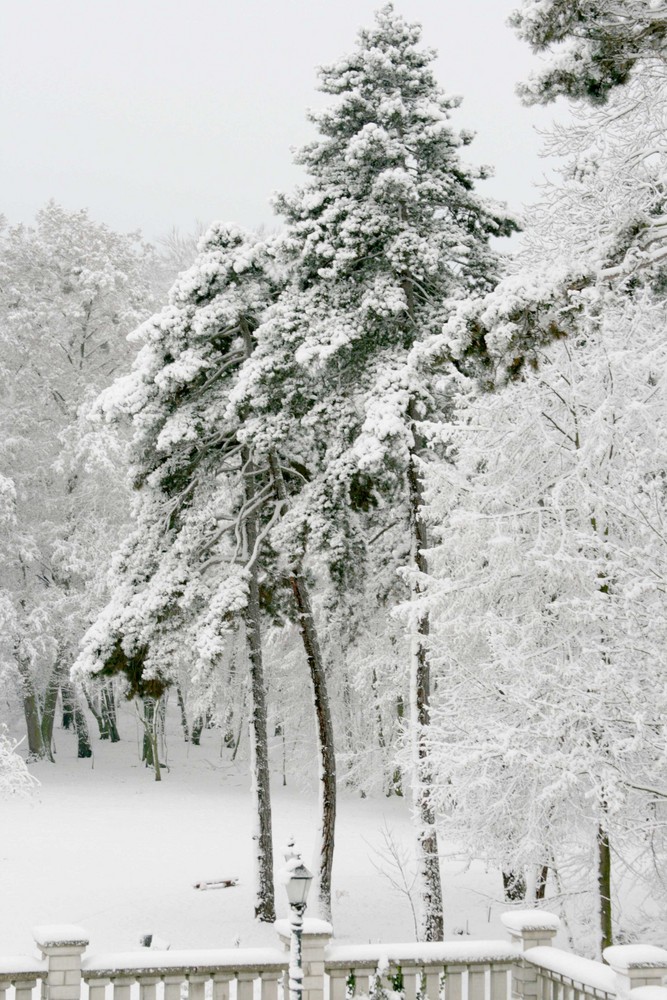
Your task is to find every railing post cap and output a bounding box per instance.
[501,911,561,934]
[604,946,667,971]
[274,918,333,939]
[33,925,89,950]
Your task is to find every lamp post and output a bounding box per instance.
[285,849,313,1000]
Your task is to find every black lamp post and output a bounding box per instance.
[285,853,313,1000]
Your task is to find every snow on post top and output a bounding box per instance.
[604,946,667,970]
[33,925,89,949]
[274,919,333,938]
[500,911,561,933]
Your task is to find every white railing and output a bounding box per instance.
[82,948,287,1000]
[0,912,663,1000]
[325,941,516,1000]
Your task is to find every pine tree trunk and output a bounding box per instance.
[406,445,444,942]
[242,445,276,923]
[269,451,337,921]
[598,822,612,954]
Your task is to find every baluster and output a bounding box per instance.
[212,972,233,1000]
[0,981,7,1000]
[164,974,183,1000]
[490,964,511,1000]
[188,973,208,1000]
[328,969,348,1000]
[260,971,279,1000]
[112,974,135,1000]
[423,964,443,1000]
[237,970,255,1000]
[446,966,464,1000]
[469,965,486,1000]
[88,976,111,1000]
[139,975,160,1000]
[402,965,418,1000]
[352,967,375,997]
[15,977,37,1000]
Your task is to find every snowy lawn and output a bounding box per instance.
[2,710,515,957]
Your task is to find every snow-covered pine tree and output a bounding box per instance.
[235,3,516,939]
[74,225,283,921]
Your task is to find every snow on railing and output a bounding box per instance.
[0,912,664,1000]
[0,955,46,1000]
[81,948,288,1000]
[324,940,517,1000]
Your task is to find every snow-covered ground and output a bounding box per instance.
[1,706,515,958]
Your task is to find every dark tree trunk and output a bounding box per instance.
[242,444,276,923]
[191,715,204,746]
[176,686,190,742]
[535,863,549,900]
[406,438,444,942]
[62,682,92,758]
[62,685,75,730]
[598,823,613,954]
[392,696,404,797]
[101,685,120,742]
[269,451,336,921]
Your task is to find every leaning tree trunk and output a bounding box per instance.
[268,451,336,921]
[242,444,276,923]
[406,440,444,942]
[62,681,92,758]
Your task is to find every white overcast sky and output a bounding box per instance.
[1,0,565,242]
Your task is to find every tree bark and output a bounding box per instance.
[406,442,444,942]
[242,444,276,923]
[85,688,108,738]
[268,451,336,921]
[535,863,549,901]
[142,697,161,780]
[101,684,120,742]
[598,822,613,954]
[176,685,190,742]
[41,660,66,758]
[16,652,49,761]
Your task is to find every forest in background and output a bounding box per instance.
[1,0,667,960]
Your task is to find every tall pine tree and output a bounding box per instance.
[236,3,516,939]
